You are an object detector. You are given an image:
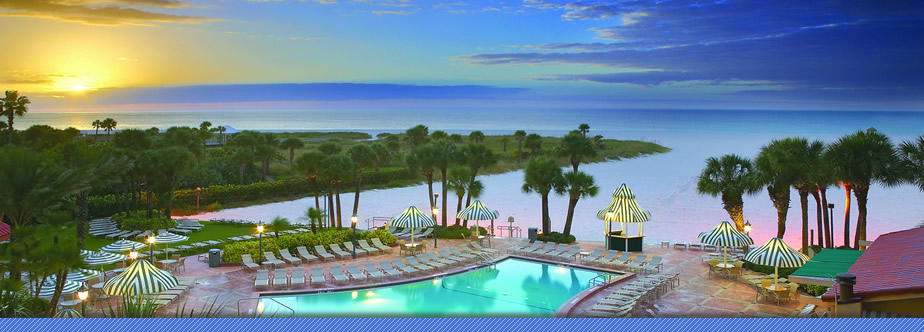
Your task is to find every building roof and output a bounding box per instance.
[822,227,924,301]
[0,222,9,240]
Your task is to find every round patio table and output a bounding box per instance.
[716,263,734,269]
[578,251,590,263]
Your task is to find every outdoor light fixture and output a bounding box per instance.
[129,251,138,260]
[257,223,265,264]
[743,221,752,235]
[196,187,202,211]
[351,214,358,259]
[77,283,89,316]
[147,235,156,258]
[433,193,440,248]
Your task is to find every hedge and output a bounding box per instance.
[112,211,178,231]
[538,231,576,244]
[430,225,489,239]
[800,284,829,296]
[221,228,397,263]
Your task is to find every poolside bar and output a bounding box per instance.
[598,184,651,252]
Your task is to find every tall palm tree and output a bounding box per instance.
[215,126,227,146]
[229,131,260,183]
[810,156,837,248]
[461,144,498,213]
[199,121,212,153]
[370,142,392,174]
[899,135,924,192]
[500,137,510,152]
[827,129,900,248]
[91,119,102,141]
[405,124,429,148]
[295,150,325,218]
[430,130,448,140]
[348,144,376,215]
[578,124,590,136]
[554,171,599,236]
[320,154,356,229]
[155,147,196,217]
[428,140,460,226]
[256,133,278,181]
[514,130,526,152]
[1,91,30,143]
[696,154,761,232]
[469,131,485,143]
[522,156,563,234]
[280,138,305,167]
[101,118,117,139]
[755,138,804,238]
[301,207,325,234]
[785,138,826,253]
[556,131,597,172]
[408,144,438,216]
[448,166,473,226]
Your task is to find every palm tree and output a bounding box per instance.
[318,141,341,155]
[556,131,597,172]
[215,126,227,146]
[578,124,590,136]
[256,133,278,181]
[554,171,598,236]
[430,130,448,140]
[755,138,804,238]
[101,118,117,139]
[514,130,527,152]
[370,142,392,174]
[899,135,924,192]
[269,216,291,239]
[155,147,196,217]
[448,134,463,143]
[448,166,473,226]
[469,131,485,143]
[1,91,30,143]
[280,138,305,167]
[593,135,604,149]
[91,119,102,141]
[228,131,260,183]
[295,150,325,216]
[524,133,543,154]
[428,140,460,226]
[500,137,510,152]
[522,156,563,234]
[320,154,356,229]
[810,156,837,248]
[405,124,429,148]
[348,144,376,215]
[408,144,437,215]
[198,121,213,153]
[696,154,761,232]
[461,144,498,212]
[827,129,901,248]
[301,207,325,234]
[53,142,127,248]
[785,138,826,253]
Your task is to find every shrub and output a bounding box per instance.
[25,297,50,317]
[538,231,576,244]
[800,284,829,297]
[87,194,119,218]
[112,211,178,231]
[743,261,799,278]
[221,228,396,263]
[432,225,488,239]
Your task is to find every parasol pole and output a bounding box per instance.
[489,219,493,247]
[411,227,415,246]
[723,246,728,266]
[774,266,779,289]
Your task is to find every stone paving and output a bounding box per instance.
[79,237,829,318]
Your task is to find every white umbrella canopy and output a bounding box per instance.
[744,238,809,288]
[698,221,755,266]
[66,268,101,282]
[456,200,499,246]
[100,240,147,253]
[84,252,128,266]
[149,232,189,260]
[103,259,178,296]
[33,279,81,298]
[390,206,435,245]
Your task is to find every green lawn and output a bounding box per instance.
[83,221,257,257]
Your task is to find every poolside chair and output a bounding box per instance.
[625,254,649,272]
[358,239,382,255]
[370,238,393,254]
[689,243,703,251]
[470,242,499,255]
[346,264,368,283]
[605,252,632,268]
[380,261,405,280]
[584,248,605,263]
[391,228,409,237]
[289,268,305,289]
[241,254,261,270]
[343,241,369,257]
[254,270,270,290]
[415,254,447,270]
[507,239,530,254]
[278,249,303,265]
[416,228,434,238]
[391,258,420,275]
[639,256,664,274]
[263,252,287,267]
[272,268,289,289]
[328,264,349,285]
[530,243,558,257]
[435,249,468,263]
[540,244,569,259]
[405,256,434,273]
[328,244,352,259]
[295,246,320,264]
[426,252,457,266]
[556,246,582,261]
[363,262,387,281]
[514,241,543,255]
[314,245,337,261]
[310,266,327,287]
[592,251,619,266]
[797,304,817,318]
[448,247,478,260]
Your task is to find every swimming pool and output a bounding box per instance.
[259,258,610,317]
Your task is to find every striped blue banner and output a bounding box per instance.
[0,318,920,331]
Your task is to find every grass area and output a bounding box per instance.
[272,131,372,141]
[83,221,257,257]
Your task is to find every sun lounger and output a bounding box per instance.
[263,252,286,267]
[205,240,222,246]
[290,268,306,289]
[606,252,633,267]
[415,228,434,238]
[518,241,546,255]
[405,256,434,273]
[363,262,387,281]
[343,241,369,257]
[674,242,689,250]
[370,238,393,254]
[346,264,368,283]
[625,254,649,271]
[639,256,664,274]
[240,235,255,240]
[391,259,419,275]
[327,264,349,285]
[328,244,352,259]
[470,242,499,255]
[169,228,193,235]
[426,252,457,266]
[135,230,152,239]
[539,245,569,258]
[296,246,320,263]
[358,240,381,255]
[105,231,129,239]
[437,248,470,263]
[278,250,302,265]
[310,266,327,286]
[314,245,337,261]
[254,270,270,290]
[507,239,530,253]
[415,254,447,270]
[380,261,404,279]
[241,254,261,270]
[391,229,409,237]
[448,247,477,260]
[689,243,703,251]
[556,246,582,260]
[272,269,289,289]
[584,248,605,263]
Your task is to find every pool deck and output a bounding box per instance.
[81,237,828,317]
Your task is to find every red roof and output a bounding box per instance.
[822,227,924,301]
[0,222,9,241]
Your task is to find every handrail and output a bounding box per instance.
[496,225,522,237]
[364,217,391,230]
[236,297,295,318]
[588,273,620,287]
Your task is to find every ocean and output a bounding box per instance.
[23,108,924,246]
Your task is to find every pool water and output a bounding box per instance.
[259,258,606,317]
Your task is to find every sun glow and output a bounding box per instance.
[70,85,90,91]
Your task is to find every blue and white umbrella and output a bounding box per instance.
[390,206,435,245]
[84,252,128,266]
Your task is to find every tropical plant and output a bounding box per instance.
[318,141,341,155]
[524,133,543,154]
[199,121,213,152]
[514,130,527,152]
[91,119,102,141]
[174,296,226,318]
[755,138,805,238]
[430,130,448,140]
[448,134,464,143]
[469,130,485,143]
[460,144,497,213]
[301,207,326,233]
[522,156,563,234]
[810,152,837,248]
[593,135,604,149]
[280,138,305,167]
[407,144,438,214]
[348,144,376,215]
[295,150,326,214]
[105,295,159,318]
[1,91,30,143]
[899,135,924,192]
[554,171,598,236]
[154,146,196,216]
[556,131,597,172]
[425,140,460,226]
[827,129,901,248]
[405,124,429,147]
[215,126,227,146]
[101,118,118,139]
[500,136,510,152]
[320,154,356,228]
[578,124,590,136]
[370,142,392,174]
[256,133,278,181]
[228,131,261,184]
[447,166,475,226]
[270,216,291,239]
[696,154,761,232]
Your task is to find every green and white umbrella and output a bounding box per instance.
[698,221,754,266]
[744,238,809,289]
[34,279,81,298]
[596,183,652,245]
[390,206,435,245]
[456,200,499,246]
[150,232,189,260]
[67,268,101,282]
[100,239,147,253]
[80,250,93,257]
[53,308,83,318]
[103,259,178,296]
[84,252,128,266]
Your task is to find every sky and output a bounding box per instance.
[0,0,921,111]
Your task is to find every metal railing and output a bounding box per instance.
[496,225,522,237]
[364,217,391,230]
[588,273,620,287]
[237,297,295,318]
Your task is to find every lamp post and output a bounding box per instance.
[743,221,752,254]
[828,203,835,247]
[257,223,265,264]
[351,214,358,259]
[196,187,202,211]
[76,283,89,316]
[432,206,439,249]
[146,235,156,259]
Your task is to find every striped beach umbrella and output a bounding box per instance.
[150,232,189,260]
[66,268,101,282]
[596,184,651,245]
[457,200,499,245]
[100,239,147,253]
[84,252,128,266]
[390,206,435,245]
[745,238,809,289]
[103,259,178,296]
[80,250,93,257]
[53,308,83,318]
[34,279,81,298]
[698,221,755,265]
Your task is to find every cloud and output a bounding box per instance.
[1,78,54,85]
[0,0,219,26]
[371,8,419,15]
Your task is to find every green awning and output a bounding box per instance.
[789,249,863,286]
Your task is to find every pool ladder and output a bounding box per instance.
[237,297,295,318]
[474,252,496,267]
[588,273,620,287]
